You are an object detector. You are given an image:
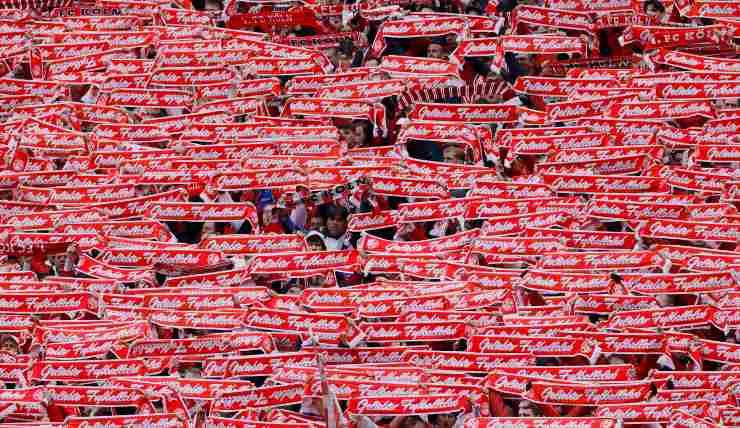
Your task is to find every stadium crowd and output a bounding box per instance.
[0,0,737,427]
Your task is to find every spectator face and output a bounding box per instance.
[262,207,276,225]
[1,338,17,355]
[645,2,661,16]
[515,54,535,75]
[518,400,537,417]
[434,415,456,428]
[307,236,326,251]
[205,0,221,10]
[349,124,367,148]
[443,145,466,164]
[309,215,324,231]
[180,366,202,378]
[427,43,446,60]
[339,126,353,143]
[325,47,337,61]
[510,157,532,176]
[402,416,426,428]
[202,221,216,236]
[336,52,352,71]
[326,214,347,238]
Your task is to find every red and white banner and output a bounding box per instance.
[409,103,519,123]
[636,218,740,243]
[403,349,534,372]
[543,173,669,194]
[371,17,468,56]
[606,305,716,330]
[513,5,594,33]
[467,418,619,428]
[65,414,187,428]
[652,49,740,73]
[527,380,653,405]
[31,359,153,382]
[501,35,587,55]
[595,401,712,424]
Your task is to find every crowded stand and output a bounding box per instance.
[0,0,737,427]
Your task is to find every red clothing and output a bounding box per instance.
[46,404,78,422]
[604,28,634,57]
[409,223,430,241]
[263,222,285,234]
[30,255,49,276]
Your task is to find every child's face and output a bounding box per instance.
[307,239,324,251]
[326,215,347,238]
